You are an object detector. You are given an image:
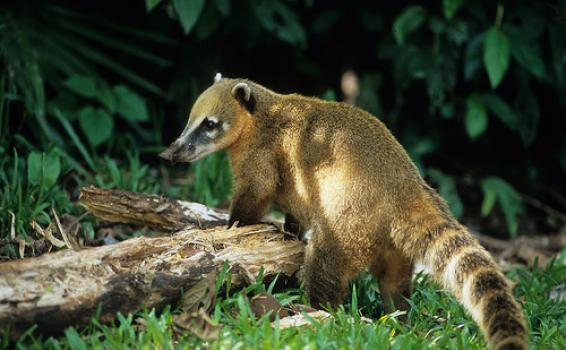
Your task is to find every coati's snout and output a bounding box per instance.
[159,116,221,163]
[158,139,196,163]
[160,76,254,163]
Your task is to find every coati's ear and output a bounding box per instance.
[214,72,222,83]
[231,82,251,103]
[231,82,256,112]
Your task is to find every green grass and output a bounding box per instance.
[7,260,566,350]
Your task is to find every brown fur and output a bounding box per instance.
[161,77,528,350]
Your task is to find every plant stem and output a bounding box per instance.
[495,4,504,27]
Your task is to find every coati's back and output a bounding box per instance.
[277,95,527,350]
[273,96,423,203]
[161,77,528,350]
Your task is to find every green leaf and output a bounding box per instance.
[321,89,336,101]
[214,0,230,16]
[392,5,427,45]
[97,86,116,112]
[27,152,43,187]
[464,33,485,81]
[482,93,518,132]
[64,328,87,350]
[173,0,206,34]
[27,152,60,188]
[79,106,113,147]
[427,168,464,218]
[512,43,546,79]
[42,153,61,189]
[195,2,221,40]
[54,109,96,171]
[145,0,162,12]
[480,177,523,236]
[63,75,97,98]
[508,28,546,79]
[465,94,488,139]
[113,85,149,121]
[255,1,306,48]
[483,27,511,88]
[443,0,465,20]
[481,190,496,217]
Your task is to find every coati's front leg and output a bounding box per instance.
[228,158,278,227]
[229,186,275,227]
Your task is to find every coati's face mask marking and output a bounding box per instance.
[159,77,252,163]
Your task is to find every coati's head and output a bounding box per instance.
[159,74,256,162]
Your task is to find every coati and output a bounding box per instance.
[159,75,528,350]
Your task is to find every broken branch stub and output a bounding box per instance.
[79,186,230,231]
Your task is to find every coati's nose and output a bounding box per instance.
[158,148,173,161]
[159,141,179,161]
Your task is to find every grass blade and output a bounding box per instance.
[53,109,96,171]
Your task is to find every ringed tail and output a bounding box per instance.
[394,202,528,349]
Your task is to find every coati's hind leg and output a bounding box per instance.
[370,250,413,316]
[303,236,351,308]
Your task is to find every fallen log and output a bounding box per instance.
[0,187,304,339]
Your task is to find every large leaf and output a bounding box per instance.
[112,85,149,122]
[63,75,97,98]
[64,328,87,350]
[145,0,162,12]
[480,177,523,236]
[214,0,230,17]
[464,33,485,81]
[27,151,61,188]
[482,93,518,132]
[255,1,306,48]
[465,94,487,139]
[27,152,44,187]
[195,2,221,40]
[173,0,206,34]
[483,27,511,88]
[443,0,465,20]
[96,86,116,112]
[79,106,113,148]
[427,168,464,218]
[508,28,546,79]
[392,5,427,45]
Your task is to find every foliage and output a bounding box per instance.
[480,176,524,236]
[1,0,565,249]
[7,260,566,349]
[0,148,72,252]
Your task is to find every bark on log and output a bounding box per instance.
[0,187,304,339]
[79,186,230,231]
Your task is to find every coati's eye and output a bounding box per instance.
[202,117,218,130]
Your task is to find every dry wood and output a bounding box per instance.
[79,186,230,231]
[0,187,304,339]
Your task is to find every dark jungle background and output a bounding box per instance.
[4,0,566,257]
[3,0,565,253]
[2,1,566,349]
